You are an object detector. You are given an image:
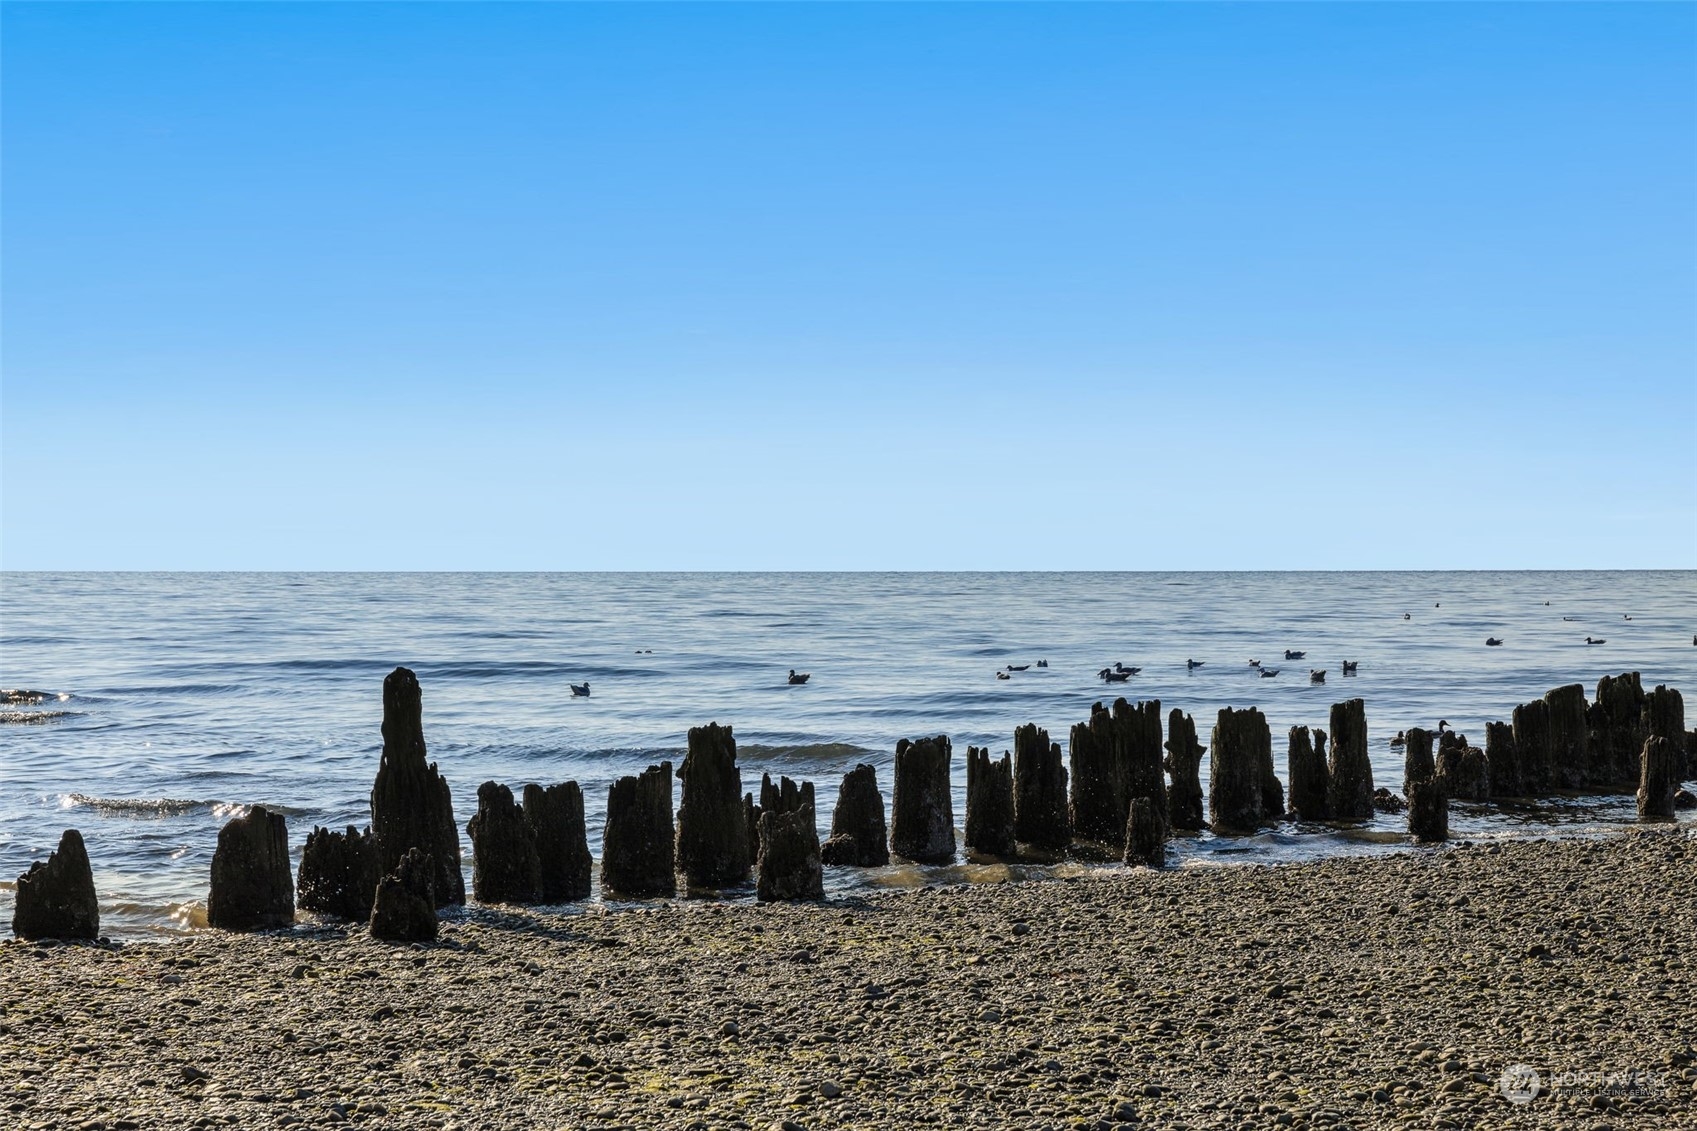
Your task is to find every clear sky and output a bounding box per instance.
[3,2,1693,570]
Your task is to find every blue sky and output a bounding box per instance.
[3,3,1693,569]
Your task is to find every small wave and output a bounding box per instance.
[1,689,71,705]
[1,710,80,725]
[63,794,210,817]
[60,795,314,820]
[738,742,878,762]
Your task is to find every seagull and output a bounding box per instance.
[1310,670,1326,683]
[1485,637,1503,646]
[1341,660,1358,674]
[570,682,590,697]
[1186,659,1205,670]
[1259,668,1280,678]
[1284,650,1305,660]
[788,669,811,684]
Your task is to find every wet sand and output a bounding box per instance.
[3,829,1693,1130]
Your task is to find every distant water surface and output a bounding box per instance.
[2,571,1692,938]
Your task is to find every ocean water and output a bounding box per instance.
[2,571,1693,939]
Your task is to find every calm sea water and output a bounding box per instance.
[2,571,1693,939]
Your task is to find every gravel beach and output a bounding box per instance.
[4,829,1693,1131]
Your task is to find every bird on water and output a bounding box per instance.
[1584,637,1605,646]
[1342,660,1359,674]
[1187,659,1205,670]
[570,682,590,697]
[1310,670,1326,683]
[1259,668,1280,678]
[1486,637,1503,646]
[787,669,811,684]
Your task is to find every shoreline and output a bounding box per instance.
[4,828,1693,1130]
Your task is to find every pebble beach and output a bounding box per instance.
[5,828,1693,1131]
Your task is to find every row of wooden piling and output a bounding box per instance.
[10,666,1691,942]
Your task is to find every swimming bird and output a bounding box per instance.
[996,670,1011,680]
[1036,659,1048,667]
[1259,668,1280,678]
[1310,669,1326,683]
[1284,650,1305,660]
[1341,660,1358,674]
[1485,637,1503,646]
[1584,637,1605,645]
[788,669,811,684]
[570,682,590,697]
[1403,613,1412,620]
[1113,662,1141,675]
[1006,664,1030,672]
[1562,616,1577,622]
[1389,731,1406,747]
[1187,659,1205,670]
[1623,614,1632,620]
[1099,668,1132,683]
[1249,659,1261,668]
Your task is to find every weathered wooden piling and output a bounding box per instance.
[370,667,464,907]
[1325,699,1374,820]
[1286,726,1329,820]
[467,782,541,905]
[675,723,751,889]
[819,763,889,866]
[1164,710,1206,831]
[1593,673,1647,788]
[297,825,378,921]
[1439,738,1491,802]
[1013,724,1071,848]
[965,747,1016,856]
[12,829,99,941]
[369,847,438,942]
[602,763,677,897]
[1407,774,1448,842]
[208,805,295,931]
[1512,698,1553,794]
[755,776,822,901]
[1638,736,1678,818]
[890,736,955,864]
[1123,796,1166,867]
[1403,728,1435,798]
[1485,721,1521,798]
[1208,706,1276,834]
[1645,685,1687,780]
[1070,698,1166,843]
[523,782,592,903]
[1545,684,1590,790]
